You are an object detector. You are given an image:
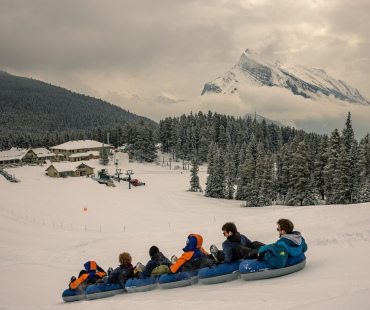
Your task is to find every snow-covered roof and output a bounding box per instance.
[68,151,100,158]
[0,148,29,161]
[31,148,56,158]
[49,140,112,150]
[45,162,94,172]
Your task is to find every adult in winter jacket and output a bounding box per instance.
[69,261,106,290]
[220,222,264,263]
[137,246,171,278]
[170,234,211,273]
[103,252,134,286]
[257,218,307,268]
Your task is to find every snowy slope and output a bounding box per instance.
[1,154,370,309]
[202,49,370,105]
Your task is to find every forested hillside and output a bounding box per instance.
[0,70,155,149]
[158,111,370,206]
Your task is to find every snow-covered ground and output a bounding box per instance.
[1,152,370,310]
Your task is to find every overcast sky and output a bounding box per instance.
[1,0,369,135]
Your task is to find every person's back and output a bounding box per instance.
[137,246,171,279]
[257,219,307,268]
[104,252,134,286]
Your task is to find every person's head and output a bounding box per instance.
[183,234,203,252]
[149,246,159,258]
[118,252,132,265]
[222,222,237,237]
[277,219,294,234]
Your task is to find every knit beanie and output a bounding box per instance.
[149,246,159,257]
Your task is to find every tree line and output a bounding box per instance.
[158,111,370,206]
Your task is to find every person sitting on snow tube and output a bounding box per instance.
[170,234,214,273]
[136,246,172,278]
[256,218,307,268]
[69,261,107,290]
[103,252,134,286]
[210,222,265,264]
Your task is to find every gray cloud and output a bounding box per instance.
[1,0,370,130]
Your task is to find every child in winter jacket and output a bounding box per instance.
[103,252,134,286]
[69,261,106,290]
[170,234,214,273]
[136,245,171,278]
[257,219,307,268]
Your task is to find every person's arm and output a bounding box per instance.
[170,252,193,273]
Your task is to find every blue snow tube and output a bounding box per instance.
[62,288,86,302]
[198,260,242,285]
[85,283,126,300]
[158,270,198,289]
[239,253,306,281]
[125,276,159,293]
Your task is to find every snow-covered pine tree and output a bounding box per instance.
[224,144,236,199]
[205,149,226,198]
[324,129,341,204]
[189,157,201,192]
[314,135,329,200]
[289,140,312,206]
[99,147,109,165]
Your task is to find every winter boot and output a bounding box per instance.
[210,244,219,263]
[135,262,145,272]
[171,255,178,264]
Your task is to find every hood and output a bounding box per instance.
[280,231,303,245]
[183,234,203,252]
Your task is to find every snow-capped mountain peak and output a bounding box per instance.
[201,49,370,105]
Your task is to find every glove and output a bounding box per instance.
[171,255,178,264]
[69,276,76,284]
[257,252,265,261]
[107,267,113,276]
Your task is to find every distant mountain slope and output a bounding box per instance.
[0,70,155,135]
[243,113,289,128]
[201,49,370,105]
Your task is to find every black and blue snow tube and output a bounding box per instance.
[197,260,241,285]
[62,288,86,302]
[85,283,126,300]
[158,270,198,289]
[239,253,306,281]
[125,276,159,293]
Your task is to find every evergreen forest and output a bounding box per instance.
[158,111,370,206]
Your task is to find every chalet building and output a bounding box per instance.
[0,147,56,166]
[45,162,94,178]
[49,140,111,162]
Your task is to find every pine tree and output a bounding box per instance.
[224,144,236,199]
[289,140,312,206]
[205,150,225,198]
[99,147,109,165]
[324,129,341,204]
[189,158,201,192]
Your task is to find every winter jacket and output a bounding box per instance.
[69,261,106,290]
[170,234,208,273]
[137,252,171,279]
[258,231,308,268]
[103,263,134,286]
[222,232,252,263]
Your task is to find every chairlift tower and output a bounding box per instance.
[126,169,134,189]
[115,159,122,182]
